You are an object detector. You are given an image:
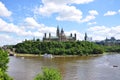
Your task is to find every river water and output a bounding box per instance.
[8,53,120,80]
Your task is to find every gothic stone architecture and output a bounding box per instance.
[43,26,76,42]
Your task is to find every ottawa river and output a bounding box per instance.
[8,53,120,80]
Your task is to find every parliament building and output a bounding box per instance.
[43,26,76,42]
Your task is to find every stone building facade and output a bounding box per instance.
[43,26,76,42]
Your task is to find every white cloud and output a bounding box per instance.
[0,18,22,33]
[65,30,84,40]
[0,18,34,36]
[87,25,120,40]
[87,22,97,25]
[70,0,94,4]
[25,17,40,27]
[24,17,57,35]
[34,0,96,22]
[82,15,95,22]
[104,11,117,16]
[42,0,94,5]
[38,27,56,34]
[89,10,98,15]
[0,1,12,17]
[0,17,58,38]
[81,10,98,22]
[0,34,22,46]
[118,9,120,13]
[36,2,83,22]
[56,5,82,22]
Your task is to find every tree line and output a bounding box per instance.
[103,45,120,52]
[12,40,104,55]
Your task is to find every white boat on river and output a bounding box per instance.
[43,53,54,58]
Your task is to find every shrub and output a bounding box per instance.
[92,48,103,54]
[0,48,13,80]
[34,67,62,80]
[0,48,9,72]
[0,68,13,80]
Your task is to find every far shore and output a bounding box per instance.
[10,52,104,57]
[8,50,120,58]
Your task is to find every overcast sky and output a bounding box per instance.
[0,0,120,46]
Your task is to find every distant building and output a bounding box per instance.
[96,37,120,46]
[104,37,120,45]
[43,26,76,42]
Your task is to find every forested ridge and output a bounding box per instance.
[12,40,103,55]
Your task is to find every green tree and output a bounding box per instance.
[0,49,9,72]
[0,68,13,80]
[0,48,13,80]
[92,48,103,54]
[14,40,104,55]
[34,67,62,80]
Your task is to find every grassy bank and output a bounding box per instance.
[12,52,103,58]
[13,53,40,57]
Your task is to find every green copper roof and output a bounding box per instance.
[50,36,59,39]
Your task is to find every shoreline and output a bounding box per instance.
[9,51,120,57]
[13,53,40,57]
[10,52,103,57]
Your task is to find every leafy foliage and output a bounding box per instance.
[13,40,104,55]
[0,48,9,72]
[92,48,104,54]
[0,48,13,80]
[103,45,120,52]
[0,68,13,80]
[34,67,62,80]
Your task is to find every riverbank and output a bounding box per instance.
[14,53,39,57]
[8,49,108,57]
[9,51,120,58]
[10,52,103,58]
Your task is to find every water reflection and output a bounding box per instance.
[8,54,120,80]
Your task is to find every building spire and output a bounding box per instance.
[61,28,64,34]
[74,33,76,40]
[84,32,87,41]
[44,33,46,38]
[57,25,59,29]
[56,25,59,37]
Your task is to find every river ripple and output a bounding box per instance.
[8,53,120,80]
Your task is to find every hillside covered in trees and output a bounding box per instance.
[12,40,104,55]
